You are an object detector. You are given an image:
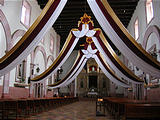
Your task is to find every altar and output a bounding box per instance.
[87,88,98,98]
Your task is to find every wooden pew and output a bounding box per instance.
[0,97,78,119]
[103,97,160,120]
[123,103,160,120]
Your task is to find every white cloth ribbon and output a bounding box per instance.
[72,24,96,38]
[87,0,160,78]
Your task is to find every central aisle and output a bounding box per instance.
[27,101,114,120]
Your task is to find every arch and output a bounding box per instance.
[47,55,54,64]
[12,30,28,83]
[46,55,54,85]
[0,10,12,50]
[50,33,54,53]
[33,46,47,70]
[143,25,160,49]
[11,29,26,47]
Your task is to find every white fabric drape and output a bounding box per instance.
[49,57,87,88]
[87,0,160,78]
[49,55,86,88]
[92,36,142,84]
[48,44,129,88]
[62,58,88,87]
[0,0,67,76]
[72,24,96,38]
[93,54,129,88]
[31,34,79,83]
[32,21,97,83]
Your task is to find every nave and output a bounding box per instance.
[27,100,114,120]
[0,0,160,120]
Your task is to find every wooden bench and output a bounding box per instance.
[103,97,160,120]
[0,97,78,119]
[123,103,160,120]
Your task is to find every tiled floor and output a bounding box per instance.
[27,101,115,120]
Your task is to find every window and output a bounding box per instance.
[50,34,54,53]
[56,35,60,57]
[146,0,153,24]
[21,0,31,28]
[0,0,4,6]
[134,18,139,40]
[56,39,60,57]
[89,66,97,72]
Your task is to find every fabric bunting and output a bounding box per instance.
[94,53,129,88]
[87,0,160,78]
[48,44,129,88]
[31,31,79,82]
[31,16,95,82]
[92,29,143,84]
[48,51,85,88]
[0,0,67,76]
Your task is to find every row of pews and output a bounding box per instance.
[0,97,78,119]
[103,97,160,120]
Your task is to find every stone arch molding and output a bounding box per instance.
[143,25,160,50]
[11,29,26,47]
[0,0,67,76]
[47,55,54,66]
[33,46,47,70]
[0,10,12,51]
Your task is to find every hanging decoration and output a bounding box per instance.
[31,13,96,83]
[92,29,143,84]
[32,13,142,88]
[48,38,129,88]
[87,0,160,78]
[0,0,67,76]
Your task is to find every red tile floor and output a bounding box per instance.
[26,101,115,120]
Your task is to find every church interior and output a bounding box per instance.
[0,0,160,119]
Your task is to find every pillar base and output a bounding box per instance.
[29,94,34,98]
[1,93,10,99]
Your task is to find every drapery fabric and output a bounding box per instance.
[0,0,67,76]
[92,29,143,84]
[87,0,160,78]
[31,31,78,82]
[48,44,129,88]
[94,53,129,88]
[48,51,85,88]
[31,19,96,82]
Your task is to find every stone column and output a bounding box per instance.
[43,80,47,98]
[29,82,34,98]
[70,82,74,96]
[2,73,10,98]
[139,84,143,100]
[40,83,43,98]
[74,78,77,97]
[29,63,34,98]
[132,83,137,100]
[2,50,10,99]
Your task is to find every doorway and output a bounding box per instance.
[89,76,97,88]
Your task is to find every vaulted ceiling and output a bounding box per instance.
[37,0,139,50]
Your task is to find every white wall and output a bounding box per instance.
[127,0,160,72]
[127,0,160,46]
[0,23,6,58]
